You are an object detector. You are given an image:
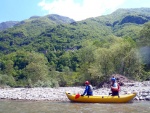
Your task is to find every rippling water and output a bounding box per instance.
[0,100,149,113]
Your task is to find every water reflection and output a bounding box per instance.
[0,100,149,113]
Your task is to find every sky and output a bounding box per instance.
[0,0,150,22]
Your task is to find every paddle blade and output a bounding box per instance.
[75,93,80,99]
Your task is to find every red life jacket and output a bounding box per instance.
[111,83,120,92]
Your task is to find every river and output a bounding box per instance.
[0,100,149,113]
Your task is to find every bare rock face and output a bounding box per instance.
[120,15,148,25]
[0,21,19,31]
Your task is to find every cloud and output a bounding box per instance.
[38,0,125,21]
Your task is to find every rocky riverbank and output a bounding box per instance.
[0,81,150,101]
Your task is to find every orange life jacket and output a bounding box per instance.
[111,83,120,92]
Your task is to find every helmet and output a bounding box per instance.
[85,81,89,85]
[111,77,116,82]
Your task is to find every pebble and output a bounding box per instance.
[0,81,150,101]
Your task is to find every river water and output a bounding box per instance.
[0,100,149,113]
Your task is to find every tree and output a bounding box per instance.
[138,22,150,46]
[94,48,114,76]
[110,37,144,80]
[23,62,48,86]
[138,22,150,70]
[78,41,96,82]
[0,50,53,87]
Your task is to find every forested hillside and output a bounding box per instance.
[0,8,150,87]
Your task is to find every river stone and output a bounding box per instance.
[141,93,148,97]
[134,96,139,101]
[145,96,150,101]
[139,96,145,100]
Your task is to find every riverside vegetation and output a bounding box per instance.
[0,8,150,88]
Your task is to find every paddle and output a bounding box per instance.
[75,93,80,99]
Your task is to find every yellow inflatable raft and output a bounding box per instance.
[66,92,137,103]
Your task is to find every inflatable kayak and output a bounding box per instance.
[66,92,137,103]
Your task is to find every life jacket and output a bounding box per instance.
[88,85,93,93]
[111,82,120,92]
[82,85,93,96]
[86,85,93,95]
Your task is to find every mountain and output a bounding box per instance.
[0,21,19,31]
[15,14,75,26]
[0,8,150,87]
[0,8,150,54]
[11,14,75,37]
[86,8,150,38]
[0,14,75,32]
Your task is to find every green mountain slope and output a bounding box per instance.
[29,8,150,52]
[0,8,150,87]
[0,8,150,54]
[90,8,150,38]
[0,14,75,54]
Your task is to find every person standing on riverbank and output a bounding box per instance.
[81,81,93,96]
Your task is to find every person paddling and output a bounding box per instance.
[81,81,93,96]
[109,77,120,97]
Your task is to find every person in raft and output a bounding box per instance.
[109,77,120,96]
[81,81,93,96]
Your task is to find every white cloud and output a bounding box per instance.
[38,0,126,21]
